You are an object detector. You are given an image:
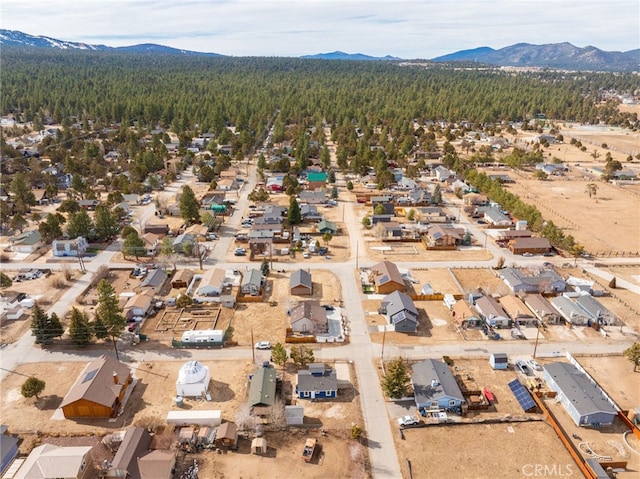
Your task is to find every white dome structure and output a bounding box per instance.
[176,360,211,397]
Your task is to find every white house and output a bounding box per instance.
[52,237,89,257]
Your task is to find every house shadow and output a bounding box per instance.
[302,416,323,427]
[416,309,433,337]
[36,394,63,411]
[208,380,235,402]
[310,282,323,299]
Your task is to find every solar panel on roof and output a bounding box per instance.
[508,379,536,412]
[82,368,99,384]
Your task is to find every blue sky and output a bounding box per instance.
[2,1,638,58]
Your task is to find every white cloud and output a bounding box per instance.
[1,0,638,57]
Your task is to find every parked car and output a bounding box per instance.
[522,252,534,257]
[477,220,486,224]
[234,247,246,256]
[317,247,328,255]
[397,415,421,427]
[255,341,271,350]
[515,359,534,376]
[302,252,310,259]
[528,359,542,371]
[322,305,335,311]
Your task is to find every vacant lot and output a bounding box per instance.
[575,355,639,411]
[396,422,574,479]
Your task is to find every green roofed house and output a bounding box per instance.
[248,364,277,412]
[306,172,328,191]
[317,219,337,235]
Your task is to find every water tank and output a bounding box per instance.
[175,396,184,407]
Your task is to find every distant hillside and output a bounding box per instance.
[2,30,638,71]
[0,29,224,57]
[301,51,401,61]
[433,42,640,71]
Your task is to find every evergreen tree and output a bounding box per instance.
[92,315,109,340]
[432,184,442,205]
[67,209,94,239]
[271,342,288,367]
[69,307,93,346]
[287,196,302,225]
[261,258,270,276]
[381,357,411,399]
[9,173,36,215]
[48,312,64,340]
[290,345,314,367]
[38,213,63,243]
[30,302,50,344]
[21,376,45,399]
[10,214,28,233]
[0,272,12,288]
[123,231,145,259]
[94,204,119,240]
[331,186,338,199]
[328,169,336,183]
[95,279,126,360]
[180,185,200,225]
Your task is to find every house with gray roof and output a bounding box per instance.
[482,207,512,226]
[9,230,42,254]
[411,359,464,413]
[380,291,419,333]
[296,363,337,400]
[140,268,167,294]
[499,267,566,294]
[172,233,195,254]
[542,362,617,427]
[290,269,313,295]
[300,204,322,221]
[550,296,592,325]
[298,190,326,204]
[241,269,264,296]
[575,294,616,325]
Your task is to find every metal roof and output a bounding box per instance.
[543,362,617,417]
[248,366,277,407]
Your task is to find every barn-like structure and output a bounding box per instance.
[60,355,132,418]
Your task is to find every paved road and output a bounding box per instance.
[1,126,639,479]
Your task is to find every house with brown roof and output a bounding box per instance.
[171,269,194,289]
[141,233,160,256]
[138,450,176,479]
[524,294,562,325]
[370,260,405,294]
[290,301,328,335]
[452,300,483,328]
[60,355,132,418]
[498,295,537,326]
[509,237,552,255]
[123,290,155,319]
[474,296,511,329]
[425,225,464,250]
[105,427,152,479]
[197,268,226,297]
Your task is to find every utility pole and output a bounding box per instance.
[381,326,387,362]
[251,329,255,364]
[532,323,541,359]
[356,241,359,270]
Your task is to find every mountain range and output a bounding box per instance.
[1,29,638,71]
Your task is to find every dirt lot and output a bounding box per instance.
[0,270,71,344]
[575,355,640,411]
[396,422,576,479]
[2,359,366,479]
[450,268,509,296]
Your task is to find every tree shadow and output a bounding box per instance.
[35,394,63,411]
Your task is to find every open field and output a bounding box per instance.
[504,174,640,254]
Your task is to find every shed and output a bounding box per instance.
[178,427,196,445]
[285,405,304,426]
[489,353,508,370]
[214,422,238,448]
[251,437,268,455]
[290,269,313,295]
[175,361,211,397]
[137,450,176,479]
[197,427,216,446]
